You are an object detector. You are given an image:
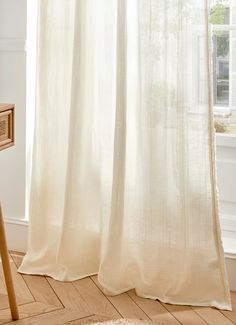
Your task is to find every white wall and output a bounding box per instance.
[217,134,236,240]
[0,0,27,220]
[216,134,236,274]
[216,133,236,291]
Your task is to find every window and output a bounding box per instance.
[213,31,229,106]
[211,0,236,115]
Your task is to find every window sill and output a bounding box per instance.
[222,237,236,259]
[214,110,236,135]
[214,106,231,117]
[216,132,236,147]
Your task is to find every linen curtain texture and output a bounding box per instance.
[19,0,231,310]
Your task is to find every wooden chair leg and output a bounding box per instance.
[0,204,19,320]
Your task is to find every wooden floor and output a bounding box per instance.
[0,252,235,325]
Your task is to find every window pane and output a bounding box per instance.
[222,7,229,24]
[210,3,229,25]
[213,31,230,106]
[231,5,236,25]
[216,80,229,104]
[216,33,229,57]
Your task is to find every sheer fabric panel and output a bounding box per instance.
[19,0,231,310]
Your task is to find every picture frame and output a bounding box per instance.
[0,104,14,151]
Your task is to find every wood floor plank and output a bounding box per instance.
[47,277,91,318]
[64,315,112,325]
[11,252,62,307]
[221,301,236,324]
[0,294,35,311]
[90,276,149,321]
[73,277,121,319]
[161,303,208,325]
[10,253,24,268]
[3,309,93,325]
[18,302,60,318]
[0,260,34,308]
[21,274,63,308]
[0,302,60,324]
[9,259,34,302]
[193,306,235,325]
[127,290,181,324]
[0,275,6,295]
[106,293,151,321]
[0,296,9,308]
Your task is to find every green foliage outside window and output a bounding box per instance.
[216,35,229,57]
[210,1,227,25]
[210,1,229,58]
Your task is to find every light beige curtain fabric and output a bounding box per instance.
[19,0,231,310]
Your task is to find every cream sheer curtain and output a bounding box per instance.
[19,0,231,310]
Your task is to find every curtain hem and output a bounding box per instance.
[17,267,232,311]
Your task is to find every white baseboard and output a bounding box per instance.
[225,257,236,291]
[220,214,236,235]
[3,217,236,291]
[4,217,28,253]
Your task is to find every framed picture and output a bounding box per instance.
[0,104,14,151]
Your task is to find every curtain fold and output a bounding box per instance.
[19,0,231,310]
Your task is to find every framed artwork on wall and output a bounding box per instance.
[0,104,14,151]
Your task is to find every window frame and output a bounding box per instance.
[211,2,236,116]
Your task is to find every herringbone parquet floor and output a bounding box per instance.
[0,252,235,325]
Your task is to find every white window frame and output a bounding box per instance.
[211,1,236,116]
